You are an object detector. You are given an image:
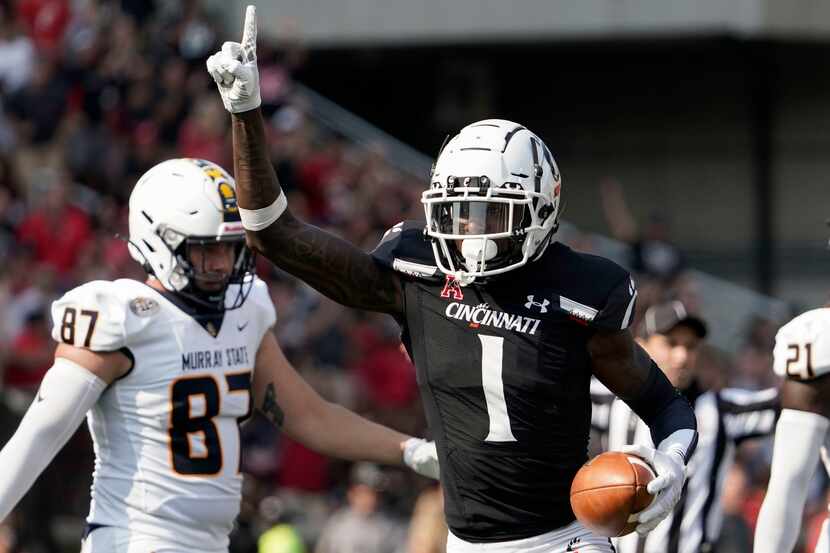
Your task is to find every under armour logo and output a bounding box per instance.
[524,295,549,313]
[440,275,464,300]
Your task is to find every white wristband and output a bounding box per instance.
[238,194,287,231]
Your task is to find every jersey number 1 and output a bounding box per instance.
[478,335,517,442]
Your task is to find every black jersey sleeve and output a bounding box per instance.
[370,220,440,280]
[592,273,638,331]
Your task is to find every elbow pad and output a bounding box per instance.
[624,360,698,460]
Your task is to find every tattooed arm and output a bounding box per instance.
[232,110,403,315]
[252,330,412,464]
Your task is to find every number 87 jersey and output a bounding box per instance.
[50,277,276,552]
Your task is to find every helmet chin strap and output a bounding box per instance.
[456,238,498,286]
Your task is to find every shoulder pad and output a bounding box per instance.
[371,221,439,279]
[773,308,830,380]
[246,277,277,333]
[51,280,129,351]
[543,245,636,331]
[591,273,637,331]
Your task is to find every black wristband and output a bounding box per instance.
[625,360,698,458]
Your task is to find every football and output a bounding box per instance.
[569,451,655,537]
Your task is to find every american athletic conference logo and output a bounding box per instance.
[440,275,464,301]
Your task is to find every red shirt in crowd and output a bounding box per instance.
[3,322,54,390]
[16,0,70,52]
[355,343,418,409]
[277,438,330,492]
[17,205,92,275]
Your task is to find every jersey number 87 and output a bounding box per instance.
[169,372,252,476]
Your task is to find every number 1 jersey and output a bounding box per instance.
[372,221,637,543]
[50,278,276,551]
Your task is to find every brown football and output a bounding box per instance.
[569,451,655,537]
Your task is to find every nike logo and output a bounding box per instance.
[237,321,249,332]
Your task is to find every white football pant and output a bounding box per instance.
[81,526,228,553]
[447,521,616,553]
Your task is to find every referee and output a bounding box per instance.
[592,301,779,553]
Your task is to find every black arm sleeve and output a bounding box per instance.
[624,360,698,461]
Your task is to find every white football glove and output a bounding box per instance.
[620,443,686,535]
[206,5,261,113]
[402,438,440,480]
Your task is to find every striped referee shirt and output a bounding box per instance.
[591,380,779,553]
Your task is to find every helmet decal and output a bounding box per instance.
[189,159,241,223]
[217,181,240,221]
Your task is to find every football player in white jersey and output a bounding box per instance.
[755,304,830,553]
[0,158,439,553]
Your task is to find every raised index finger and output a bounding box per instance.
[241,5,257,61]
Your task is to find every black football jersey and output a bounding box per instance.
[371,221,637,542]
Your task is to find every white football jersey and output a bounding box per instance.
[773,308,830,380]
[50,277,276,551]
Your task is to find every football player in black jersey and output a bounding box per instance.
[206,11,697,551]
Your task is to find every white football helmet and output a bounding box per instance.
[422,119,562,285]
[128,158,255,310]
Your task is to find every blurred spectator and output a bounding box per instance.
[5,57,69,147]
[16,0,70,54]
[177,92,230,167]
[600,177,686,285]
[0,182,24,262]
[350,314,418,411]
[0,244,49,342]
[277,438,331,494]
[734,316,778,389]
[0,7,34,94]
[3,308,53,392]
[16,168,92,277]
[717,465,754,553]
[257,18,307,117]
[176,2,217,62]
[256,493,308,553]
[314,463,406,553]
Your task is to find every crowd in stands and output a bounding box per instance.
[0,2,821,553]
